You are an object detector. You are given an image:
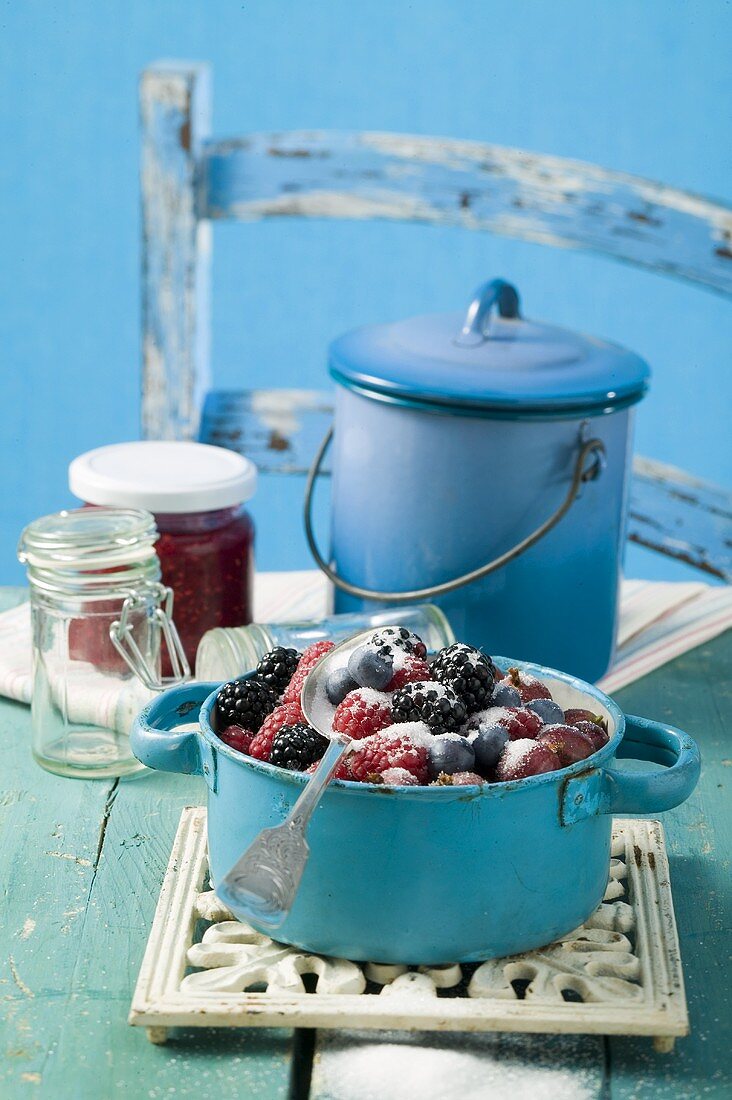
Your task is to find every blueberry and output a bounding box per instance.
[325,666,359,706]
[427,735,476,779]
[472,723,509,772]
[347,644,393,691]
[527,698,564,725]
[491,682,521,708]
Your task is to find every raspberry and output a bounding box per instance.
[282,640,335,704]
[270,723,329,771]
[349,732,429,784]
[391,680,466,734]
[216,678,277,732]
[333,689,393,740]
[386,655,431,691]
[218,724,254,754]
[431,643,495,713]
[500,668,552,703]
[255,647,301,697]
[367,627,427,659]
[249,701,304,761]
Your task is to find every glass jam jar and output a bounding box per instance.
[17,507,187,779]
[69,442,257,671]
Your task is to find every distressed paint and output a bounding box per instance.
[629,457,732,581]
[198,387,731,578]
[202,131,732,296]
[140,62,212,441]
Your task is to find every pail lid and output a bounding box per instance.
[329,279,650,416]
[69,441,257,514]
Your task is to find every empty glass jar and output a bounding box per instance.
[18,507,188,779]
[195,603,454,681]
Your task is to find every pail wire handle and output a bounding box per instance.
[304,429,606,603]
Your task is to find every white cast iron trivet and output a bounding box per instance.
[129,808,688,1052]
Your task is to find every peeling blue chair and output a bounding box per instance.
[139,61,731,581]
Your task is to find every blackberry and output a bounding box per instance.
[255,646,301,696]
[430,643,495,713]
[391,680,467,735]
[269,723,329,771]
[367,626,427,659]
[216,678,276,733]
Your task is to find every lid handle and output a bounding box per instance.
[455,278,521,347]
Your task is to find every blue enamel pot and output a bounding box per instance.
[131,659,699,965]
[305,278,651,683]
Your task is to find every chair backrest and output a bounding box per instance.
[139,61,732,582]
[140,61,732,442]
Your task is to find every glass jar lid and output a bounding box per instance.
[69,441,257,514]
[18,508,161,595]
[329,278,650,417]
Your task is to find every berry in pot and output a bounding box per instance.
[499,667,552,703]
[367,626,427,658]
[332,689,393,740]
[491,681,521,708]
[426,734,476,779]
[391,680,467,734]
[347,644,394,691]
[495,739,561,781]
[325,666,359,705]
[269,723,329,771]
[537,724,596,766]
[255,647,301,697]
[430,643,495,713]
[527,698,565,725]
[471,722,509,773]
[572,720,610,752]
[216,678,276,733]
[564,709,609,733]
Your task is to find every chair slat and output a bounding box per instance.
[141,63,212,441]
[199,387,731,580]
[202,131,732,297]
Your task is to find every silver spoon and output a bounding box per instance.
[215,629,379,928]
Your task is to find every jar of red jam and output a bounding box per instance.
[69,442,257,670]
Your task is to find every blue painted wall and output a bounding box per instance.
[1,1,730,584]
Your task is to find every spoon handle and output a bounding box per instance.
[286,734,351,831]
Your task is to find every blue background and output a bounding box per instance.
[1,0,730,584]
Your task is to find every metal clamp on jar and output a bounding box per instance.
[18,507,188,779]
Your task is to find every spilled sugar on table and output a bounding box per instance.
[0,585,729,1099]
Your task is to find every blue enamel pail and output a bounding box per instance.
[305,279,650,682]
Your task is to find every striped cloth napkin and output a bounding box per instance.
[0,576,729,725]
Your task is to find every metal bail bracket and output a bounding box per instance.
[110,584,191,692]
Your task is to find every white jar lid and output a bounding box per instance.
[69,442,257,514]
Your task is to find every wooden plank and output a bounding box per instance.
[202,131,732,297]
[37,774,294,1099]
[140,62,212,441]
[0,586,293,1099]
[607,629,732,1098]
[199,388,334,474]
[629,457,732,581]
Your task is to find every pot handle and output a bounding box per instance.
[304,427,606,603]
[561,715,701,825]
[130,681,219,776]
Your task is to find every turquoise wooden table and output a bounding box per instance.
[1,584,730,1099]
